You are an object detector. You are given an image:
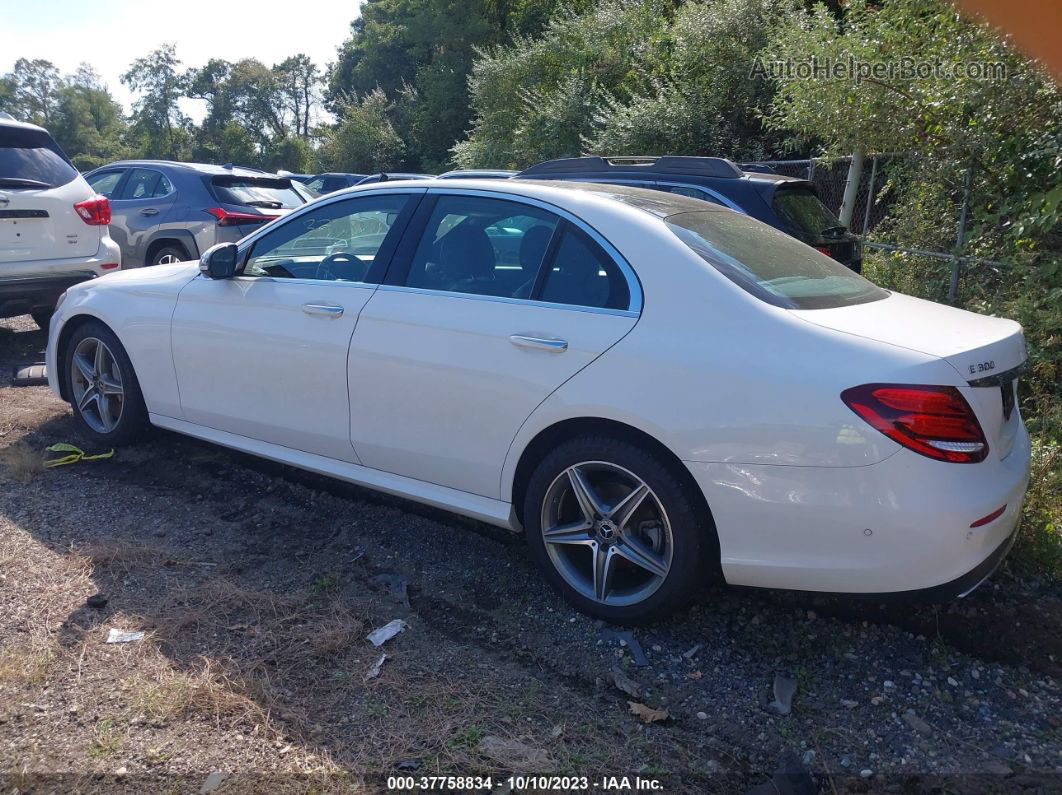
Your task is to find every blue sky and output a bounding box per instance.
[0,0,361,118]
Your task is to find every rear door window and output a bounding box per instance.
[403,195,559,299]
[0,126,78,188]
[537,226,630,311]
[211,177,304,209]
[118,168,162,200]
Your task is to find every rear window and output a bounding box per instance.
[210,176,304,209]
[772,188,844,239]
[0,127,78,188]
[666,210,887,310]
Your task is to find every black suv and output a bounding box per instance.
[515,156,862,272]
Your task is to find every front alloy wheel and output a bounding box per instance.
[70,337,125,433]
[64,320,149,445]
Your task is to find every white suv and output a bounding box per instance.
[0,114,121,330]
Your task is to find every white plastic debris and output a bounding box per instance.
[366,619,407,647]
[364,653,388,681]
[105,629,145,644]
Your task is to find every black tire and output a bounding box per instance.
[148,243,189,267]
[63,320,150,446]
[31,311,52,332]
[523,435,716,624]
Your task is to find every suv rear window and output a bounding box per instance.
[0,127,78,189]
[772,187,844,240]
[666,210,886,310]
[210,176,304,209]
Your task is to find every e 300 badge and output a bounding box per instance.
[969,360,996,375]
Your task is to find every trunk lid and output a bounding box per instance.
[0,180,101,264]
[792,291,1027,459]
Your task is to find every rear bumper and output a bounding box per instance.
[686,422,1031,595]
[0,272,96,318]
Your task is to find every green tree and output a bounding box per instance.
[453,0,673,168]
[122,44,192,160]
[51,65,130,169]
[316,88,405,173]
[5,58,62,126]
[588,0,799,160]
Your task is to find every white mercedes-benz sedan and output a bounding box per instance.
[46,177,1031,621]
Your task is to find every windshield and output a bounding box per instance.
[211,176,305,209]
[772,187,844,239]
[665,210,887,309]
[0,127,78,188]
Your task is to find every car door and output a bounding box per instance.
[170,190,421,462]
[348,191,641,498]
[108,168,177,265]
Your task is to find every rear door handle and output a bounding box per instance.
[509,334,568,352]
[303,304,344,318]
[140,208,159,216]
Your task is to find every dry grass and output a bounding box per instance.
[0,441,44,481]
[128,655,268,726]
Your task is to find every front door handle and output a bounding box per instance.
[140,208,159,216]
[509,334,568,352]
[303,304,344,318]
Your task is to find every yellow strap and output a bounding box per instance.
[43,443,114,468]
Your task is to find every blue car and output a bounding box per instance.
[514,156,862,271]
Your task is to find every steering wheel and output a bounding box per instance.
[315,251,362,281]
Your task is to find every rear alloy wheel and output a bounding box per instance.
[149,244,188,267]
[524,436,713,623]
[65,321,149,445]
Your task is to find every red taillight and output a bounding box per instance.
[841,383,989,463]
[74,195,111,225]
[815,247,833,258]
[204,207,275,227]
[100,263,120,270]
[970,505,1007,528]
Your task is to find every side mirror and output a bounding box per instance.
[199,242,239,279]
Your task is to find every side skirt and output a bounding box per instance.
[149,413,518,530]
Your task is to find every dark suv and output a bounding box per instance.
[83,161,313,267]
[515,156,862,271]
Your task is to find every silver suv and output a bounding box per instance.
[83,161,313,267]
[0,114,121,330]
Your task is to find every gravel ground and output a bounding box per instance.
[1,315,1060,794]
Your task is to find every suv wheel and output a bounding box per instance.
[149,244,188,267]
[524,435,714,623]
[64,320,149,445]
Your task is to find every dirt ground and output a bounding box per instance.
[1,315,1060,794]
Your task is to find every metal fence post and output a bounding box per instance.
[838,149,864,229]
[861,154,878,235]
[948,165,973,301]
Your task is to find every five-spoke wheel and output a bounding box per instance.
[541,461,673,607]
[63,320,149,445]
[70,336,125,434]
[525,435,715,622]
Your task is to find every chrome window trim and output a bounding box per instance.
[375,283,639,318]
[114,167,175,202]
[219,274,380,290]
[413,186,643,315]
